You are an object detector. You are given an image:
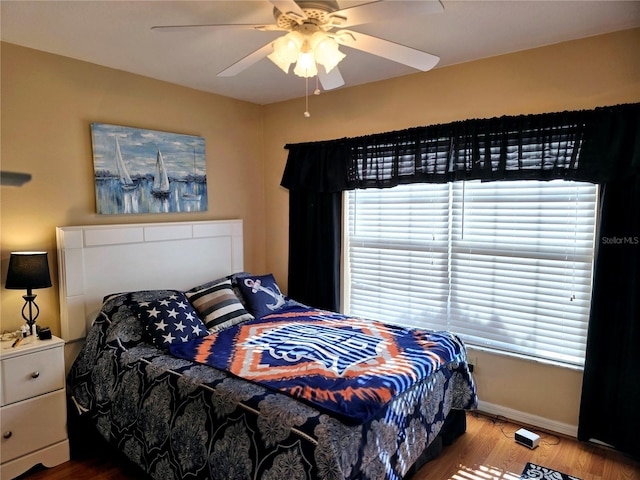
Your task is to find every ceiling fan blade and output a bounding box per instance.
[335,30,439,71]
[151,24,284,32]
[1,171,32,187]
[318,66,345,90]
[329,0,443,28]
[269,0,307,23]
[217,41,275,77]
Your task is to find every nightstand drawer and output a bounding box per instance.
[1,389,68,464]
[1,346,65,406]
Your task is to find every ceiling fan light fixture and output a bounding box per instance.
[268,27,345,79]
[268,32,303,73]
[293,49,318,77]
[312,33,345,73]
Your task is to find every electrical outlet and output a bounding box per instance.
[467,356,477,373]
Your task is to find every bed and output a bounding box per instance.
[60,220,477,480]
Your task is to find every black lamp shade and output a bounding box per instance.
[5,252,52,291]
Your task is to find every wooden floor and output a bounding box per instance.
[17,412,640,480]
[413,413,640,480]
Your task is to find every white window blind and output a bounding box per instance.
[346,180,598,366]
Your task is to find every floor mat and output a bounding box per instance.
[520,462,582,480]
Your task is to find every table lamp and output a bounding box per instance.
[5,251,52,335]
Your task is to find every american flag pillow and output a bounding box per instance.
[137,292,208,349]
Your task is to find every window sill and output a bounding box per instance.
[465,343,585,372]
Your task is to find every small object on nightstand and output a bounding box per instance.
[38,327,52,340]
[11,338,22,348]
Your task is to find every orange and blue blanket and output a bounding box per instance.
[170,307,470,424]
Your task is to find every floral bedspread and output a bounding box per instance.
[67,290,477,480]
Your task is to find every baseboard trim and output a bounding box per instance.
[477,400,578,438]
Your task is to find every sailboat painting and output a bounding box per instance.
[91,123,207,214]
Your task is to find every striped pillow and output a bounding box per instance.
[185,279,253,332]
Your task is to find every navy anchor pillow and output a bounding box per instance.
[236,273,303,318]
[136,292,208,349]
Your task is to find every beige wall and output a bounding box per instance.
[262,28,640,429]
[1,42,266,337]
[2,29,639,431]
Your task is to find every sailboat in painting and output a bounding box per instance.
[182,149,201,201]
[114,137,137,190]
[151,149,170,197]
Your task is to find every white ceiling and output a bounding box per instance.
[2,1,639,105]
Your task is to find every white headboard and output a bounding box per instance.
[56,219,243,343]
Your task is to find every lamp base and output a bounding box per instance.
[21,292,40,337]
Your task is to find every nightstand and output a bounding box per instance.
[0,335,70,479]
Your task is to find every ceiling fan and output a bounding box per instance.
[152,0,443,92]
[1,171,32,187]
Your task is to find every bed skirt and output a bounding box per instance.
[68,405,468,479]
[404,409,466,477]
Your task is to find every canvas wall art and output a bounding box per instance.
[91,123,207,214]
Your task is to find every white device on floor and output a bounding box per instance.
[515,428,540,449]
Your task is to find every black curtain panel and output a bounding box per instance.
[283,140,350,311]
[577,187,640,459]
[281,103,640,455]
[578,103,640,459]
[287,189,342,312]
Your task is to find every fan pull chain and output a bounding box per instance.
[304,76,323,117]
[304,76,310,117]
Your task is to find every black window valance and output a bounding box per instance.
[281,103,640,191]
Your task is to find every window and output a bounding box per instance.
[345,180,598,367]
